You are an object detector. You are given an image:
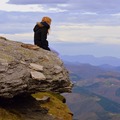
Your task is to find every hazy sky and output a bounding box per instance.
[0,0,120,57]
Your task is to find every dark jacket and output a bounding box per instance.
[33,22,50,51]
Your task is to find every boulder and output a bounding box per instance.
[0,37,73,98]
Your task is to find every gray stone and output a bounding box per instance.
[30,63,43,71]
[36,96,50,103]
[31,71,46,80]
[0,58,8,66]
[0,65,8,72]
[54,65,62,74]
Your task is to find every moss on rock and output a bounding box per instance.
[0,108,21,120]
[0,92,73,120]
[32,92,73,120]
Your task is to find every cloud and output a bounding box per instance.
[7,0,69,4]
[50,42,120,58]
[7,0,120,15]
[51,24,120,44]
[0,1,66,13]
[0,0,120,58]
[1,33,34,43]
[68,0,120,14]
[0,9,120,35]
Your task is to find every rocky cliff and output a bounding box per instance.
[0,37,72,98]
[0,37,73,120]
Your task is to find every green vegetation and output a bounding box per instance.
[69,73,81,81]
[74,86,120,113]
[32,92,73,120]
[115,88,120,97]
[0,92,72,120]
[98,95,120,113]
[97,75,120,81]
[0,108,21,120]
[104,81,112,86]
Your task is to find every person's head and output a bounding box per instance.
[42,16,52,25]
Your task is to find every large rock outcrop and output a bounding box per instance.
[0,37,72,98]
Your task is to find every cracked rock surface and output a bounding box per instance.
[0,37,72,98]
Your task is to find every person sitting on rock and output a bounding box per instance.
[33,16,52,51]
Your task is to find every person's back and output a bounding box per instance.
[33,16,52,51]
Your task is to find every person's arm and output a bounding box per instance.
[33,24,39,32]
[37,22,44,28]
[33,22,43,32]
[40,28,47,42]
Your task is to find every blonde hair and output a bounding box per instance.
[37,16,52,34]
[42,16,52,25]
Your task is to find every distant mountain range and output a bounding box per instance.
[62,59,120,120]
[60,55,120,66]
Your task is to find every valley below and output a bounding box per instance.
[61,58,120,120]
